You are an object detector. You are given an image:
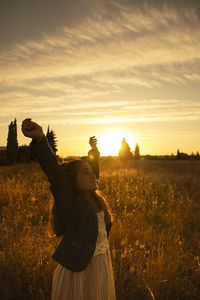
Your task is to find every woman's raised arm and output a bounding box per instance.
[21,118,60,182]
[87,136,100,180]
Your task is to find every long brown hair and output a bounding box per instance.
[48,160,113,237]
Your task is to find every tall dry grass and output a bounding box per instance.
[0,160,200,299]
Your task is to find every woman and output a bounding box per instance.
[21,118,116,300]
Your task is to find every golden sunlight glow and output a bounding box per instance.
[98,129,136,156]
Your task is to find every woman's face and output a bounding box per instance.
[76,162,97,192]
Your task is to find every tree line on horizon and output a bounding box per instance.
[0,118,200,166]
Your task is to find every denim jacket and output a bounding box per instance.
[30,136,112,272]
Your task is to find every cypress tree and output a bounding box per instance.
[177,149,180,159]
[6,118,18,165]
[118,137,133,159]
[134,143,141,159]
[46,126,58,154]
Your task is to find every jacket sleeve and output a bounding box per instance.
[29,135,61,183]
[30,136,74,228]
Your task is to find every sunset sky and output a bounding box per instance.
[0,0,200,156]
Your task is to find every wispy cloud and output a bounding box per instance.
[0,2,200,131]
[2,92,199,127]
[1,4,200,80]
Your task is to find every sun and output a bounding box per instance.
[97,129,135,156]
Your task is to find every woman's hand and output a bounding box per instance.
[89,136,98,150]
[21,118,44,142]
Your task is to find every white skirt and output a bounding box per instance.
[51,248,116,300]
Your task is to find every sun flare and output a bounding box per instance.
[98,129,135,156]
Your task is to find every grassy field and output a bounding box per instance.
[0,159,200,300]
